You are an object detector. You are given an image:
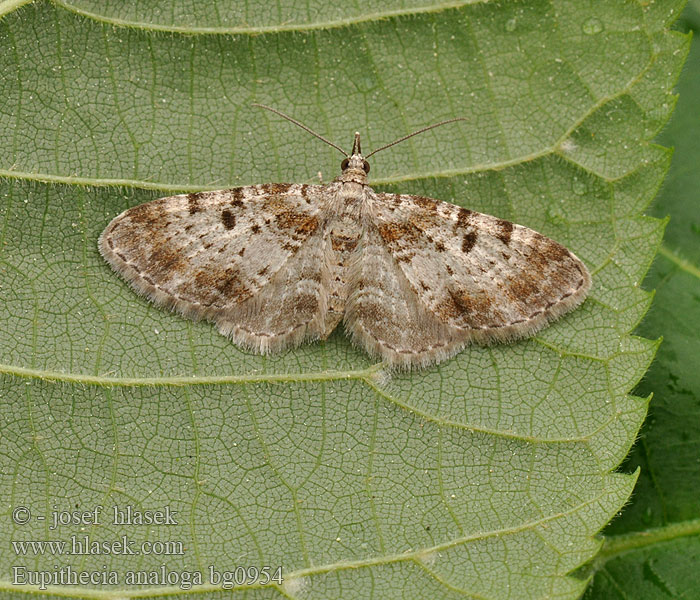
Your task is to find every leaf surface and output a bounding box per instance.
[52,0,476,33]
[585,4,700,597]
[0,1,687,598]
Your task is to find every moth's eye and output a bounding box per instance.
[362,160,370,173]
[341,158,349,170]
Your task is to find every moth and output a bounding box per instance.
[99,105,591,369]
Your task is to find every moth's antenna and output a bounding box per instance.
[252,104,349,158]
[365,117,467,159]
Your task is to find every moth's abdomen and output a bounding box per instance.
[321,217,363,338]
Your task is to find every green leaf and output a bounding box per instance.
[585,3,700,598]
[45,0,481,33]
[0,1,687,598]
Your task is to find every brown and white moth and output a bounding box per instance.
[99,106,591,369]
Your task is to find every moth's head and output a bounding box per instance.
[340,132,370,175]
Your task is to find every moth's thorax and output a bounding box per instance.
[325,186,364,252]
[337,180,365,203]
[335,170,367,185]
[322,178,369,219]
[322,161,368,336]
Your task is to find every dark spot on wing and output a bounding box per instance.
[275,209,319,240]
[147,244,184,279]
[495,219,513,246]
[506,273,540,301]
[221,209,236,230]
[251,224,261,234]
[238,247,246,256]
[261,183,292,195]
[194,268,252,304]
[409,209,441,231]
[294,215,319,237]
[230,187,244,207]
[125,203,159,227]
[301,184,310,203]
[378,222,420,245]
[258,266,269,276]
[435,296,461,321]
[188,193,202,215]
[456,207,474,229]
[462,231,477,254]
[445,289,501,327]
[446,264,454,276]
[541,240,571,262]
[435,240,446,252]
[413,196,438,212]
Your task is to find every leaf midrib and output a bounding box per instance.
[0,488,614,598]
[50,0,485,35]
[0,361,636,445]
[4,504,690,599]
[0,25,658,192]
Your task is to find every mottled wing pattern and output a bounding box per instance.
[345,225,470,368]
[99,183,329,350]
[215,228,330,352]
[368,192,591,349]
